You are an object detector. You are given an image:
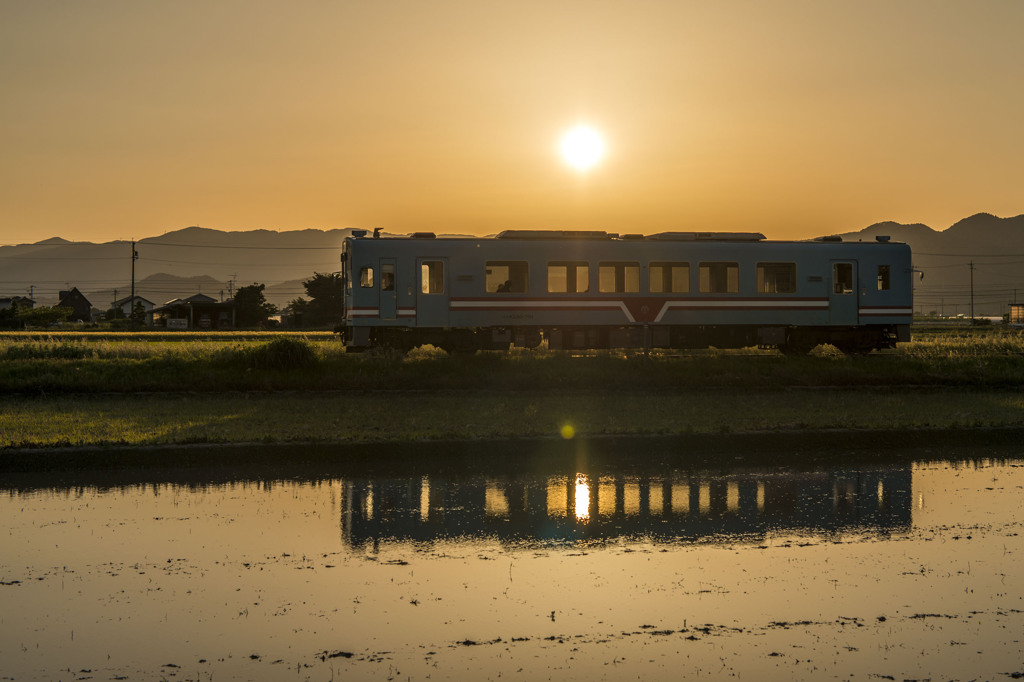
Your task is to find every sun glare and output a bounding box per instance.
[574,473,591,521]
[559,125,605,171]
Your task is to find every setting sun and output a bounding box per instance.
[559,125,606,171]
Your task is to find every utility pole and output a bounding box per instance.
[130,240,138,331]
[28,285,34,301]
[228,274,237,299]
[969,261,975,323]
[910,262,917,318]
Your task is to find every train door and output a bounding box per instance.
[416,257,449,327]
[830,261,859,325]
[379,259,396,320]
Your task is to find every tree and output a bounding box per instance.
[234,283,277,327]
[131,300,147,326]
[301,272,345,326]
[15,305,71,327]
[0,300,22,328]
[286,297,310,327]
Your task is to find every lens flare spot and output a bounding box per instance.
[560,424,576,440]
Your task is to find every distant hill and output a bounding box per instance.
[1,216,1021,315]
[837,212,1024,316]
[0,226,368,308]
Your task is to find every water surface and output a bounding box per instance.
[2,441,1022,680]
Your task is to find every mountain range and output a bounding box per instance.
[2,214,1022,315]
[837,212,1024,317]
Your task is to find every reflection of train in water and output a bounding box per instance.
[339,230,913,353]
[341,467,913,548]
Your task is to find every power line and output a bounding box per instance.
[0,255,127,261]
[914,250,1024,257]
[142,241,342,250]
[138,256,338,267]
[919,260,1024,270]
[2,239,345,251]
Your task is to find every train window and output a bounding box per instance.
[486,261,528,293]
[833,263,854,294]
[757,263,796,294]
[599,262,640,293]
[877,265,891,291]
[421,261,444,294]
[381,263,395,291]
[649,262,689,293]
[547,261,590,293]
[359,266,374,288]
[699,262,739,293]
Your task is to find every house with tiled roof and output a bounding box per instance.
[0,295,34,311]
[153,293,235,329]
[57,288,94,322]
[112,295,155,325]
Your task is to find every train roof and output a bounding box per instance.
[346,229,902,245]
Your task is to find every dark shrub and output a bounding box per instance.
[241,338,319,371]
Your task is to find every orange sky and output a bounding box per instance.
[1,0,1022,245]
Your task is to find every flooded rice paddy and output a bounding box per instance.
[1,439,1023,681]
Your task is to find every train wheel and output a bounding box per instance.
[780,330,815,355]
[835,341,872,356]
[440,331,481,356]
[780,342,813,356]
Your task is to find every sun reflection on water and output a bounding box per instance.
[573,473,590,521]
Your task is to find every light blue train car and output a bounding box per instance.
[339,230,912,354]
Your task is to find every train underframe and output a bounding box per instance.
[346,323,909,355]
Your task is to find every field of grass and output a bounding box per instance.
[1,327,1024,392]
[2,388,1023,451]
[1,327,1022,452]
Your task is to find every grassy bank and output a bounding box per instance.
[1,328,1023,451]
[1,328,1024,394]
[2,387,1023,450]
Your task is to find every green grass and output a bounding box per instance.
[2,388,1022,450]
[2,329,1024,393]
[2,327,1023,450]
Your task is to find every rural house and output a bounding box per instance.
[112,295,155,325]
[57,288,94,322]
[0,295,35,311]
[154,293,235,329]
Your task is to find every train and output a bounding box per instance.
[338,229,913,354]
